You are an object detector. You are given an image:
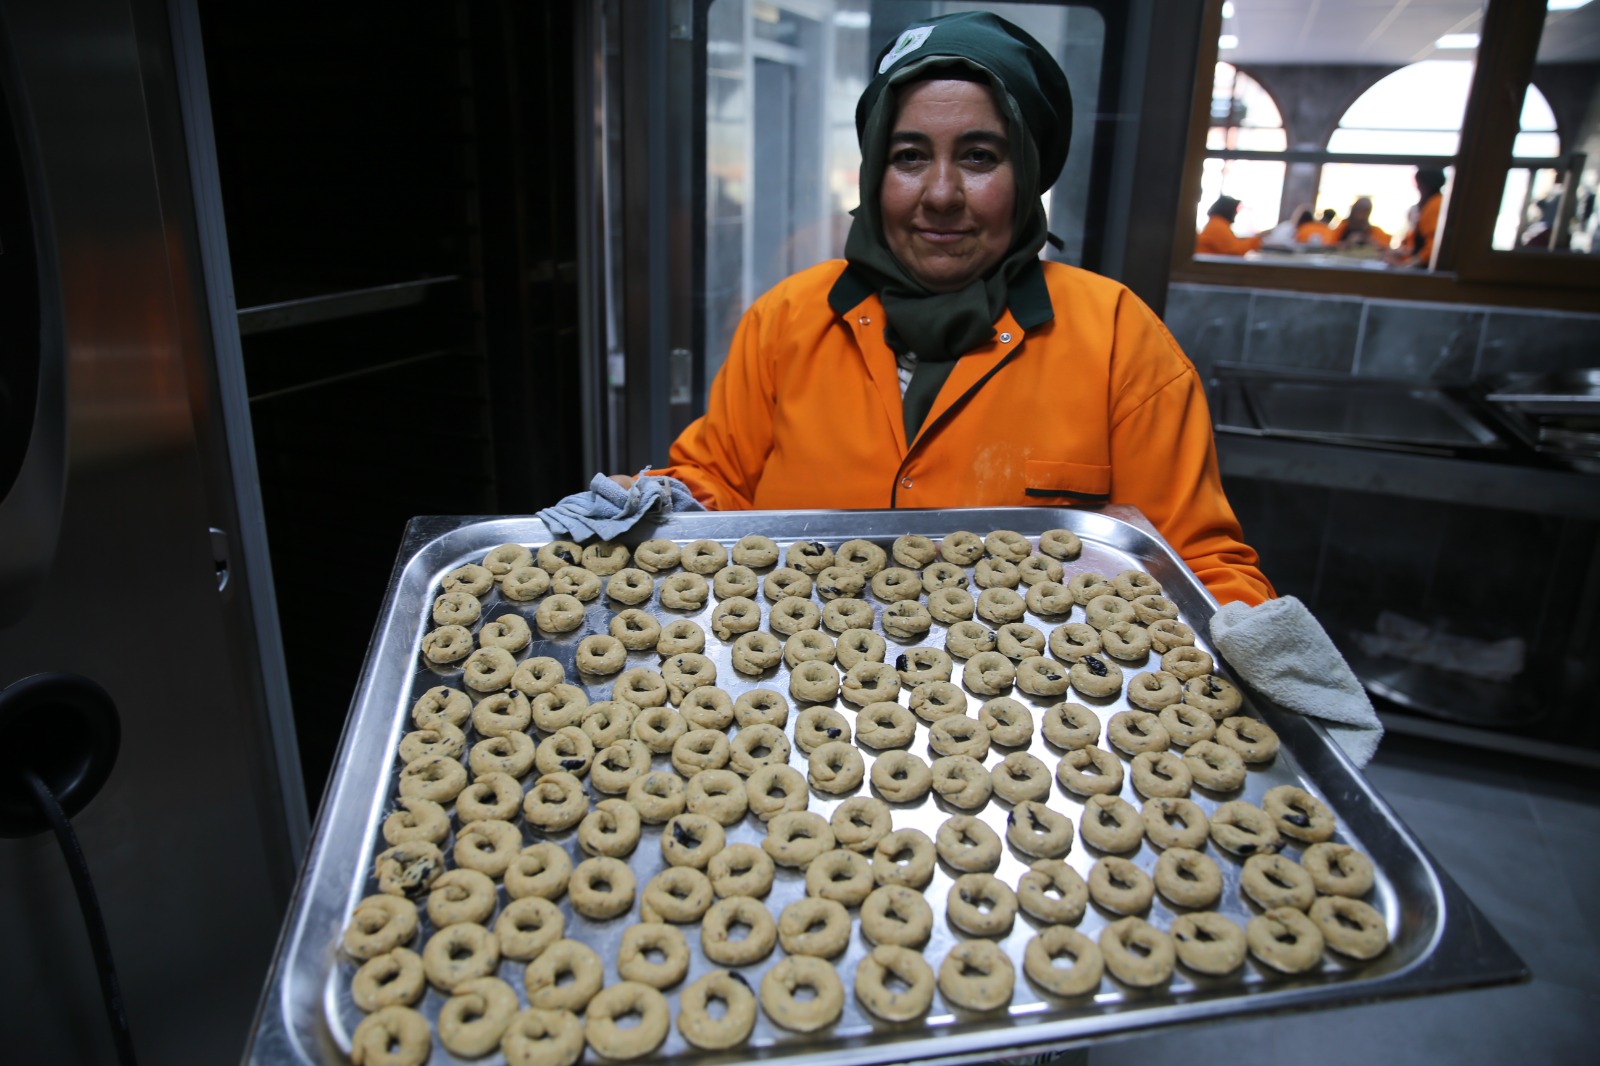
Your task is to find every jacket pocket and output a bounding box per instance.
[1023,459,1110,502]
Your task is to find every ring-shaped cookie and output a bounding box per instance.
[856,701,916,750]
[1130,750,1192,799]
[870,749,933,803]
[462,646,517,693]
[466,735,537,786]
[1024,926,1104,998]
[1241,852,1317,911]
[1099,622,1152,663]
[676,970,757,1050]
[523,939,604,1012]
[1154,847,1223,908]
[962,651,1016,696]
[1048,622,1101,662]
[569,855,637,920]
[761,955,845,1032]
[855,945,936,1021]
[762,810,834,868]
[443,562,496,596]
[733,687,789,728]
[500,1008,583,1066]
[872,827,936,888]
[1171,911,1248,975]
[1147,618,1197,653]
[786,539,834,574]
[575,634,627,676]
[604,567,654,607]
[712,564,760,600]
[763,566,814,601]
[774,894,854,956]
[990,750,1052,804]
[830,795,892,853]
[1263,784,1337,842]
[1182,674,1243,717]
[1016,655,1072,697]
[640,866,715,923]
[976,587,1027,624]
[931,754,993,809]
[1132,594,1179,624]
[784,631,837,673]
[945,620,998,659]
[535,726,596,778]
[657,618,706,656]
[870,566,922,603]
[707,842,775,899]
[983,528,1032,562]
[382,796,451,846]
[789,659,841,704]
[892,534,938,569]
[803,848,875,906]
[411,685,471,729]
[1108,710,1169,756]
[807,740,865,795]
[1085,595,1136,630]
[1079,794,1145,853]
[350,1006,431,1066]
[1088,856,1154,915]
[617,923,690,989]
[399,755,469,804]
[398,723,466,764]
[533,594,587,635]
[794,706,851,753]
[979,696,1034,748]
[729,723,791,776]
[432,590,481,628]
[922,561,970,592]
[859,884,934,947]
[531,684,591,731]
[680,539,728,575]
[509,657,565,700]
[352,948,426,1012]
[770,595,822,637]
[947,872,1018,936]
[938,530,985,566]
[974,557,1021,590]
[1217,715,1282,764]
[841,660,900,707]
[423,921,500,992]
[1025,580,1074,617]
[1301,842,1376,898]
[344,895,420,960]
[577,798,643,859]
[745,764,807,821]
[671,728,731,777]
[632,706,687,754]
[1006,800,1076,859]
[495,896,566,961]
[1017,858,1089,925]
[1141,796,1210,850]
[929,714,990,760]
[1069,655,1123,698]
[1039,528,1083,560]
[661,812,727,869]
[579,700,636,748]
[1113,569,1162,600]
[454,818,523,879]
[504,842,572,901]
[1018,554,1065,586]
[422,625,474,665]
[927,587,976,624]
[1067,571,1114,605]
[427,868,497,927]
[1184,739,1247,791]
[521,771,587,831]
[1158,702,1217,746]
[583,982,670,1061]
[835,538,888,575]
[821,597,874,633]
[1246,907,1325,973]
[936,813,1002,872]
[1161,646,1214,681]
[1210,799,1283,857]
[710,596,760,642]
[937,939,1014,1011]
[730,631,783,675]
[1099,916,1174,987]
[658,572,709,611]
[1310,895,1389,959]
[993,621,1043,659]
[590,739,651,794]
[701,895,778,965]
[501,565,551,603]
[1042,701,1101,750]
[1055,746,1124,797]
[626,769,688,824]
[479,613,533,653]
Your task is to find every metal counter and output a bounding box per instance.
[245,506,1525,1065]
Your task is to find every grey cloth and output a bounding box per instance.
[1209,595,1384,768]
[534,472,703,541]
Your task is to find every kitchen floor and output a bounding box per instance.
[1083,727,1600,1064]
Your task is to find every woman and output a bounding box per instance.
[1393,167,1445,267]
[641,12,1271,607]
[1331,196,1391,249]
[1195,195,1263,256]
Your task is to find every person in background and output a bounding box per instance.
[1391,167,1446,267]
[1331,196,1392,249]
[1260,203,1308,248]
[1295,207,1335,245]
[1320,208,1336,226]
[628,12,1273,606]
[1195,195,1263,257]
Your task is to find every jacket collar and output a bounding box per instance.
[828,258,1054,330]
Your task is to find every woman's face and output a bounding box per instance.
[879,78,1016,293]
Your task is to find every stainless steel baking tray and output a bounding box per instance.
[244,506,1524,1065]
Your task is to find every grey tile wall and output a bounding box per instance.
[1167,282,1600,383]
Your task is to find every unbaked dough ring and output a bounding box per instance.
[1158,702,1217,746]
[1039,528,1083,560]
[931,755,993,809]
[870,750,933,803]
[733,687,789,728]
[729,723,791,776]
[945,620,998,659]
[1017,858,1088,925]
[779,895,853,956]
[640,866,714,924]
[466,736,535,791]
[794,706,851,753]
[856,701,916,750]
[762,810,834,868]
[841,660,900,707]
[974,557,1021,590]
[821,597,874,633]
[1130,750,1193,798]
[938,939,1014,1011]
[1154,846,1223,908]
[427,868,497,927]
[584,981,670,1061]
[479,612,533,653]
[730,631,783,675]
[422,625,474,665]
[1006,800,1075,858]
[872,827,936,888]
[1025,580,1074,617]
[1241,852,1316,911]
[617,922,691,989]
[961,651,1016,696]
[789,659,841,703]
[1099,916,1174,987]
[1042,701,1101,750]
[1088,856,1154,915]
[1067,571,1115,605]
[1210,799,1283,857]
[577,798,642,859]
[470,692,531,738]
[1218,715,1282,764]
[1264,784,1337,842]
[382,796,450,846]
[1171,911,1247,975]
[626,769,689,824]
[835,627,887,668]
[707,842,775,899]
[686,767,749,826]
[701,895,778,965]
[976,587,1027,624]
[681,539,728,575]
[495,896,565,961]
[1310,895,1389,959]
[807,740,865,794]
[1301,842,1376,897]
[1184,739,1247,791]
[732,534,780,568]
[763,566,814,601]
[761,955,844,1032]
[1068,655,1123,699]
[770,595,822,637]
[990,750,1052,804]
[676,970,756,1050]
[443,562,495,596]
[745,764,807,821]
[352,947,426,1012]
[500,1008,583,1066]
[534,726,595,778]
[657,619,706,656]
[521,771,587,832]
[423,921,500,992]
[633,537,680,573]
[711,564,760,600]
[1141,796,1210,850]
[569,856,636,920]
[1246,907,1325,973]
[350,1005,431,1066]
[1024,926,1104,998]
[343,895,419,960]
[980,697,1035,748]
[523,939,604,1012]
[411,685,471,729]
[505,842,572,901]
[590,739,651,795]
[1127,671,1183,711]
[929,714,990,760]
[1055,746,1124,797]
[661,812,727,869]
[613,668,669,710]
[1048,622,1101,662]
[936,813,1002,872]
[786,539,835,574]
[836,538,889,575]
[659,572,709,611]
[854,945,936,1021]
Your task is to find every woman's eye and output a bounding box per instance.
[890,147,925,165]
[964,149,999,166]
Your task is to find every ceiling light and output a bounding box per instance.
[1219,34,1239,49]
[1222,2,1236,17]
[1547,1,1590,11]
[1434,33,1480,49]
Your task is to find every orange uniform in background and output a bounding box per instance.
[1331,220,1393,248]
[1295,220,1336,245]
[1195,215,1262,256]
[1403,193,1442,266]
[654,259,1274,606]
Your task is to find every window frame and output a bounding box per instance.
[1169,0,1600,310]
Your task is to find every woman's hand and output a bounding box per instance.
[607,474,638,491]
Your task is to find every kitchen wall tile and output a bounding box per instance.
[1477,308,1600,379]
[1356,301,1485,381]
[1162,283,1252,382]
[1244,291,1362,373]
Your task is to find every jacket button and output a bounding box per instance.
[1000,332,1013,343]
[900,476,913,489]
[859,316,872,326]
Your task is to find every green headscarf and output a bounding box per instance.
[829,12,1074,441]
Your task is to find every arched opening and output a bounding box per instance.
[1197,62,1287,237]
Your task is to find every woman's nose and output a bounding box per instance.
[921,157,964,211]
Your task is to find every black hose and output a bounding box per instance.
[23,768,138,1066]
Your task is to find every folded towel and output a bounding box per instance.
[1209,595,1383,768]
[535,471,704,542]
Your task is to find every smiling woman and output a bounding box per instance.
[649,10,1275,607]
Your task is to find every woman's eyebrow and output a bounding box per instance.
[887,129,1008,145]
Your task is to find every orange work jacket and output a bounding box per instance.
[1295,221,1336,245]
[1195,215,1262,256]
[1331,220,1393,248]
[1402,194,1441,266]
[655,260,1274,606]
